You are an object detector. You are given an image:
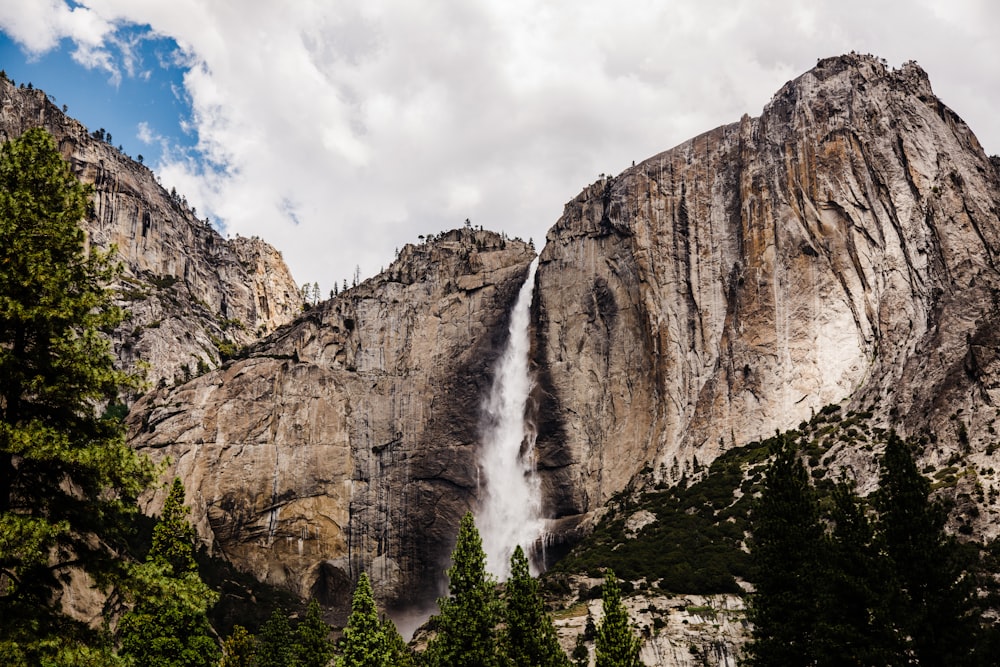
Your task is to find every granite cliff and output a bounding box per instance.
[531,54,1000,538]
[0,77,300,388]
[128,55,1000,637]
[127,230,536,620]
[5,53,1000,664]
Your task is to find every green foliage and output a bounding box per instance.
[219,625,256,667]
[747,430,987,666]
[746,435,827,666]
[339,573,388,666]
[150,477,198,574]
[818,480,898,664]
[297,599,334,667]
[256,608,298,667]
[210,334,243,362]
[0,127,154,654]
[0,624,126,667]
[337,573,414,667]
[571,636,589,667]
[502,545,571,667]
[553,434,773,592]
[117,573,220,667]
[875,433,980,665]
[594,571,642,667]
[424,512,501,667]
[219,600,334,667]
[117,479,219,667]
[382,617,415,667]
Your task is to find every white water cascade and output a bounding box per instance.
[476,258,545,580]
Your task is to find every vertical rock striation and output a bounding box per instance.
[0,77,300,387]
[127,230,535,618]
[533,54,1000,526]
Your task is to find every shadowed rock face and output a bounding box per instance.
[127,230,536,615]
[533,54,1000,526]
[0,78,300,387]
[11,52,1000,638]
[122,54,1000,617]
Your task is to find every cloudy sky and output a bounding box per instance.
[1,1,998,290]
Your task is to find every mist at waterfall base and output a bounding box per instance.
[476,259,546,580]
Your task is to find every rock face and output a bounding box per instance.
[532,54,1000,530]
[125,55,1000,636]
[551,583,746,667]
[0,78,300,387]
[127,230,535,618]
[10,54,1000,660]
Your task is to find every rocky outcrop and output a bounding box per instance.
[551,583,747,667]
[127,230,535,619]
[533,54,1000,528]
[0,78,300,387]
[13,53,1000,659]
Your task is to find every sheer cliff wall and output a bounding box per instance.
[0,78,300,387]
[128,230,535,616]
[532,54,1000,527]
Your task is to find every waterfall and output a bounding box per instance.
[476,258,544,580]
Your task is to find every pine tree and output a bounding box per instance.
[382,617,415,667]
[117,478,220,667]
[256,608,298,667]
[594,570,642,667]
[502,545,571,667]
[820,480,900,665]
[746,436,826,667]
[297,598,334,667]
[220,625,257,667]
[339,572,388,666]
[571,635,590,667]
[875,432,979,665]
[150,477,198,574]
[0,127,155,659]
[424,512,501,667]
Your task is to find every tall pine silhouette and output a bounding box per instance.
[595,570,643,667]
[747,436,826,666]
[502,545,571,666]
[118,478,219,667]
[425,512,501,667]
[876,433,979,665]
[0,127,154,662]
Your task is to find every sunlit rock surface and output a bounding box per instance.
[8,53,1000,662]
[533,54,1000,536]
[0,78,301,387]
[128,230,535,619]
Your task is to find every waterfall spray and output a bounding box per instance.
[476,258,544,580]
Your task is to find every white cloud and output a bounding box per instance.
[4,0,999,290]
[0,0,120,81]
[136,121,154,144]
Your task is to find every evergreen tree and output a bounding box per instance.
[746,436,826,667]
[425,512,501,667]
[150,477,198,574]
[297,598,334,667]
[339,572,388,666]
[382,617,415,667]
[584,610,597,641]
[117,479,220,667]
[571,635,590,667]
[875,433,979,665]
[256,608,298,667]
[594,570,642,667]
[220,625,256,667]
[820,480,900,666]
[0,127,155,660]
[502,545,571,667]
